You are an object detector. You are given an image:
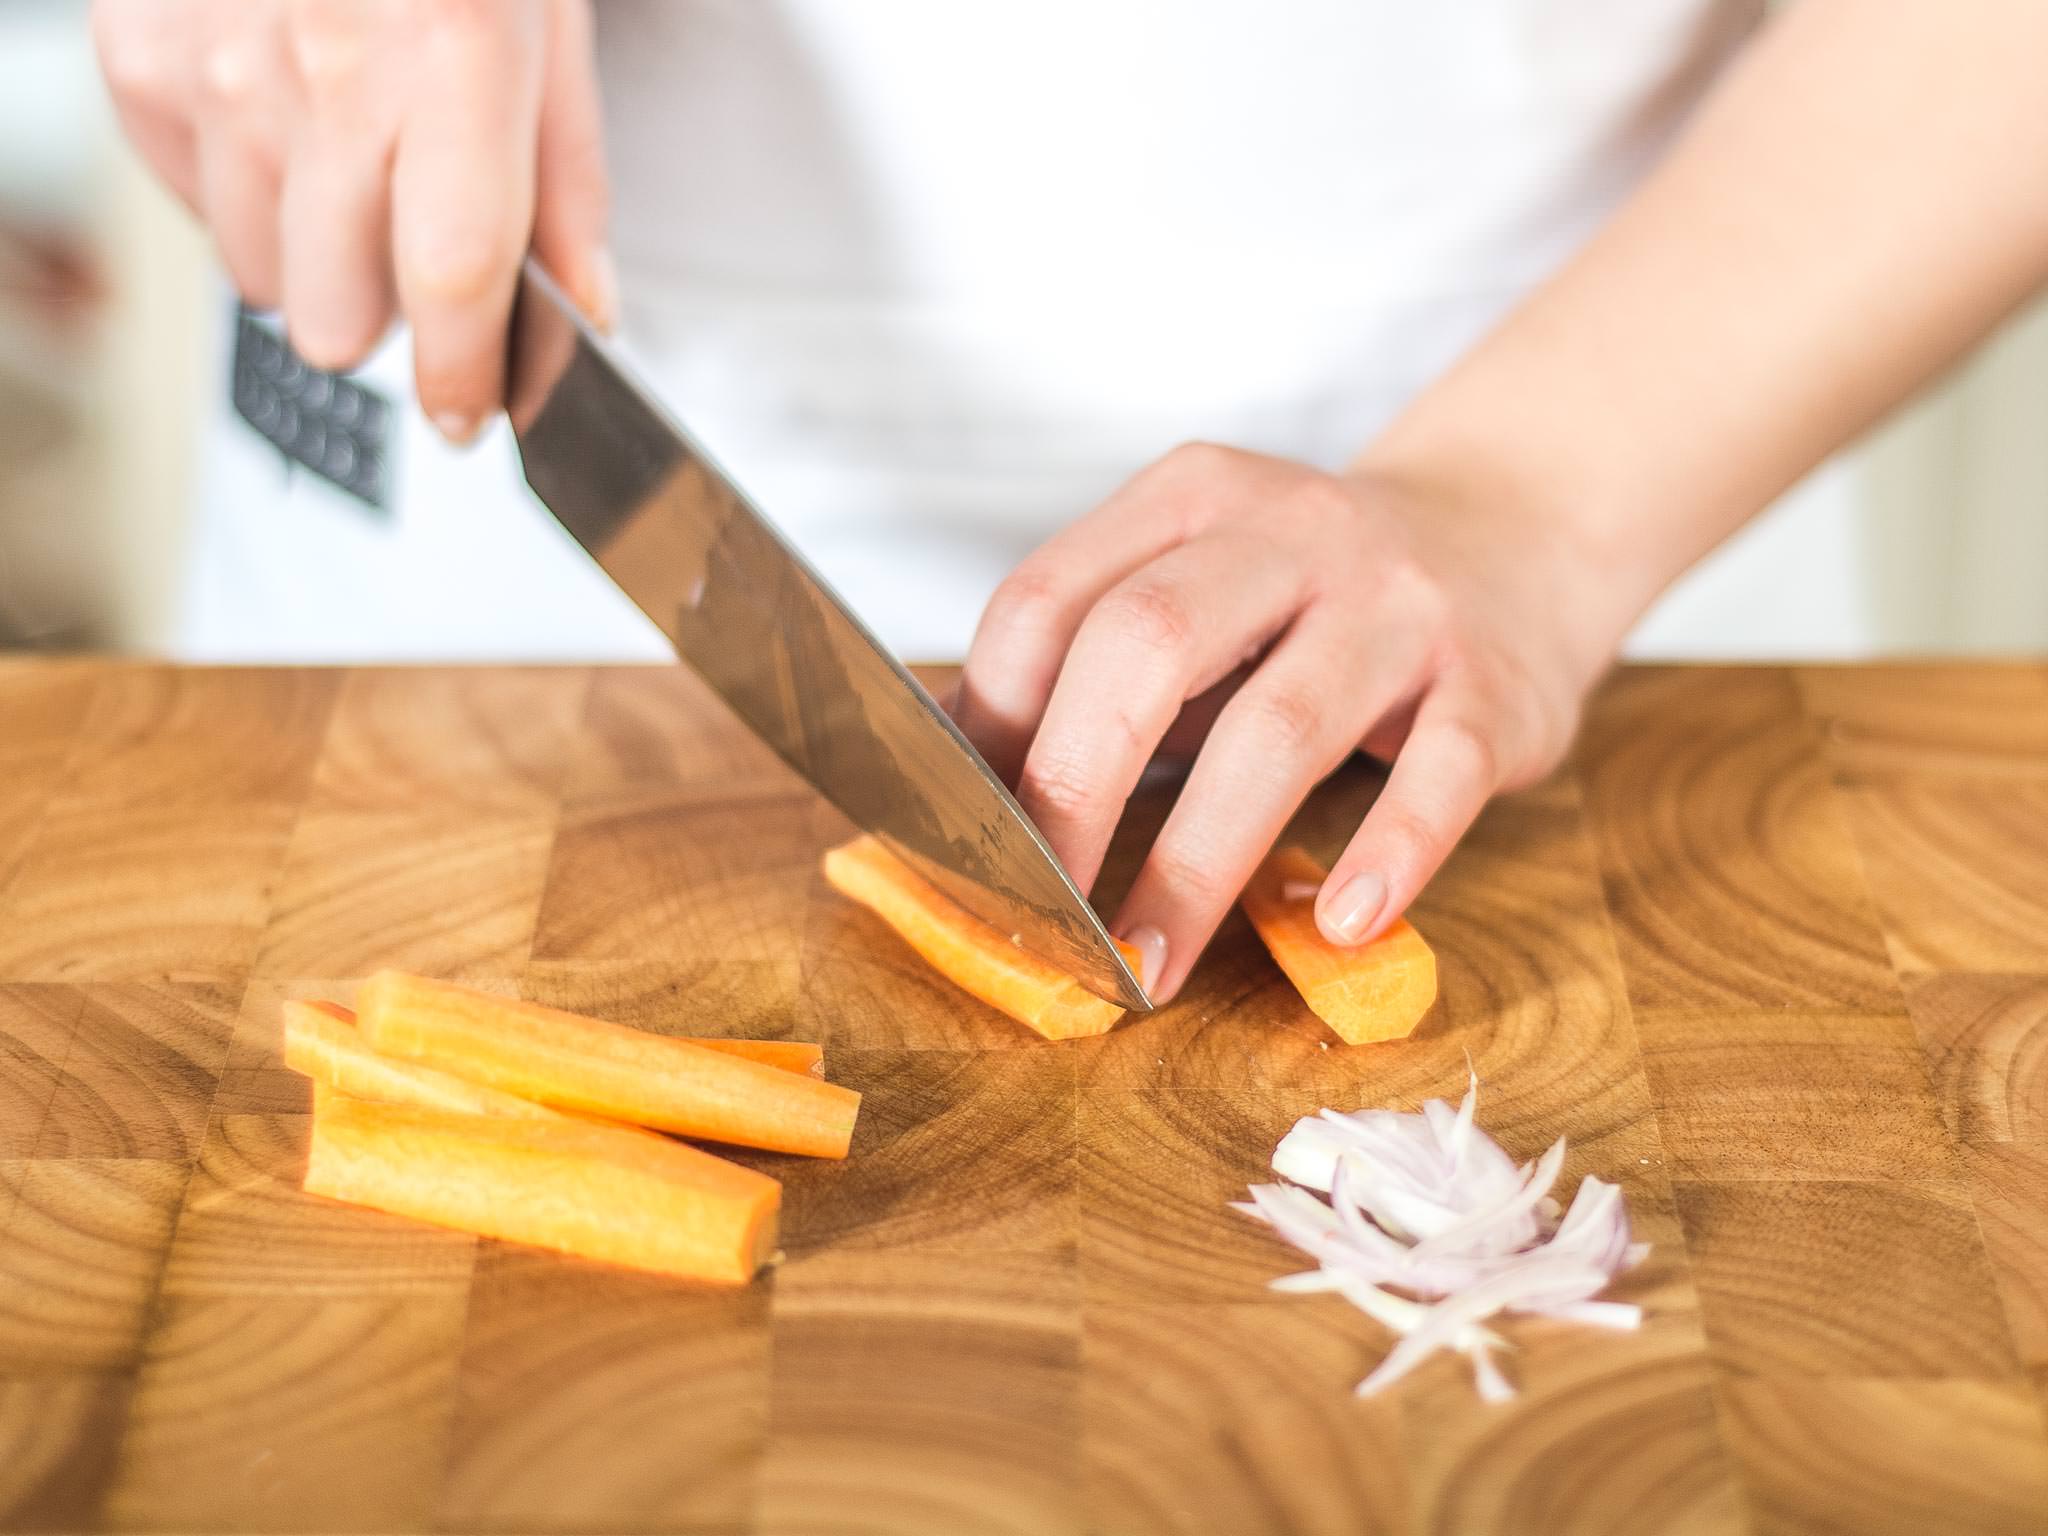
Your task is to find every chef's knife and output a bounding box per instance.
[506,259,1150,1011]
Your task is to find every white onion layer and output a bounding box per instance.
[1236,1073,1647,1401]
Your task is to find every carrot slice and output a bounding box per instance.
[1240,846,1437,1044]
[304,1091,780,1284]
[284,1000,573,1120]
[355,972,860,1159]
[288,995,820,1080]
[822,834,1142,1041]
[673,1037,824,1078]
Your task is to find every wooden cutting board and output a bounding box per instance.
[1,658,2046,1536]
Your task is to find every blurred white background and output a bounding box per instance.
[2,0,2043,658]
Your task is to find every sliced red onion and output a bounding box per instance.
[1237,1075,1647,1402]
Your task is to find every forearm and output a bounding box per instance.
[1359,0,2048,650]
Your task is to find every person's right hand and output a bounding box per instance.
[91,0,614,442]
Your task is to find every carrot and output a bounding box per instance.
[822,834,1142,1041]
[289,994,820,1080]
[1240,846,1437,1044]
[283,1000,573,1120]
[355,972,860,1159]
[675,1037,824,1078]
[304,1091,780,1284]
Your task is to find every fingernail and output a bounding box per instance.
[1321,871,1387,944]
[433,411,480,446]
[1122,924,1169,996]
[587,246,619,333]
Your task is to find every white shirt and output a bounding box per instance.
[181,0,1761,662]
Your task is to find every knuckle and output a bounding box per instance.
[1366,805,1439,881]
[93,6,172,102]
[1096,579,1198,662]
[982,563,1066,641]
[289,311,383,373]
[421,0,502,33]
[1164,439,1237,477]
[404,226,517,306]
[1017,748,1102,828]
[199,38,263,112]
[1435,714,1501,790]
[1240,682,1328,758]
[287,1,373,97]
[1146,838,1235,913]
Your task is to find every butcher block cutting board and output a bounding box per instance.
[2,658,2047,1536]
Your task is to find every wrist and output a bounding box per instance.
[1346,418,1682,689]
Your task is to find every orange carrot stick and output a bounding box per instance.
[284,1000,573,1120]
[355,972,860,1159]
[304,1092,781,1284]
[289,994,821,1080]
[822,834,1142,1041]
[1240,846,1437,1044]
[667,1037,823,1078]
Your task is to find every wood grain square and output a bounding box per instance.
[0,1371,129,1533]
[1906,973,2048,1144]
[0,1160,186,1370]
[532,790,818,966]
[159,1114,474,1297]
[1798,663,2048,782]
[1080,1089,1319,1304]
[1961,1142,2048,1367]
[1718,1377,2048,1536]
[0,986,80,1158]
[207,1067,313,1118]
[50,666,339,814]
[0,658,101,756]
[34,986,239,1160]
[744,1047,1074,1260]
[1844,781,2048,973]
[1577,669,1900,1012]
[0,665,97,902]
[1632,1011,1959,1181]
[102,1293,469,1535]
[440,1247,771,1534]
[1676,1180,2017,1378]
[760,1250,1081,1536]
[0,803,297,983]
[0,788,49,910]
[252,811,555,979]
[1399,1325,1740,1536]
[1082,1303,1407,1536]
[561,664,804,803]
[520,957,802,1044]
[0,984,82,1063]
[304,666,590,815]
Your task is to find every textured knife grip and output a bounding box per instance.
[231,308,394,512]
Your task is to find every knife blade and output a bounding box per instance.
[506,259,1150,1012]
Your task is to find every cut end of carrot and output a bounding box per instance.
[823,835,1134,1041]
[1240,846,1437,1045]
[306,1091,780,1285]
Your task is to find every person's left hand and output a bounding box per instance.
[952,441,1624,1002]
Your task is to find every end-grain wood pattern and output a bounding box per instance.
[0,658,2045,1534]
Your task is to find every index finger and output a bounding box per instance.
[390,4,546,440]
